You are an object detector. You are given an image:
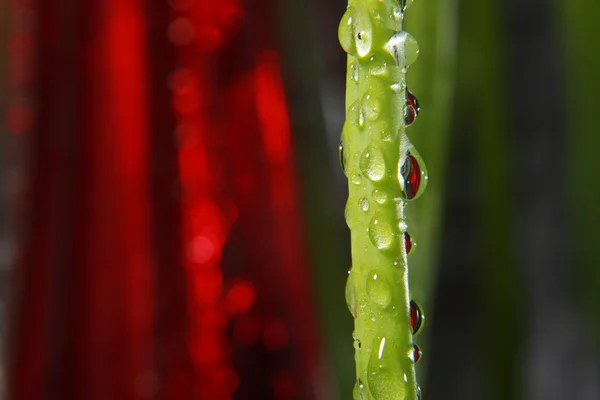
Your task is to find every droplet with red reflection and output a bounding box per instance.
[400,151,428,200]
[405,232,413,255]
[413,343,422,363]
[410,300,424,335]
[405,90,420,126]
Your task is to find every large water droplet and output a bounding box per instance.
[410,299,424,335]
[353,9,374,58]
[368,368,407,399]
[373,189,389,205]
[353,379,365,400]
[405,90,420,126]
[360,144,386,182]
[338,8,357,55]
[413,344,422,363]
[400,150,428,200]
[369,215,397,251]
[363,93,382,121]
[338,7,374,58]
[346,272,357,318]
[384,31,419,67]
[367,271,392,309]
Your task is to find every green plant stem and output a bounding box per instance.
[340,1,421,398]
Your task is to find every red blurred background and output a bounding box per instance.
[2,0,336,399]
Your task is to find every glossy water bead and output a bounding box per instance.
[401,152,422,200]
[413,344,422,363]
[410,300,423,335]
[405,90,420,126]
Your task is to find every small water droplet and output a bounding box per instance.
[339,141,346,174]
[410,299,424,335]
[369,215,397,251]
[413,344,422,363]
[353,379,365,400]
[368,57,389,78]
[367,271,392,308]
[359,197,370,212]
[391,81,405,94]
[349,62,359,83]
[353,338,362,350]
[384,31,419,67]
[405,232,413,254]
[400,150,428,200]
[345,199,352,228]
[392,5,404,22]
[360,144,386,182]
[417,385,422,399]
[373,189,389,205]
[363,93,382,121]
[405,90,420,126]
[345,272,357,318]
[351,172,362,185]
[348,99,365,129]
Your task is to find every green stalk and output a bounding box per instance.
[339,1,424,398]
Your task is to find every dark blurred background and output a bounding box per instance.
[1,0,600,399]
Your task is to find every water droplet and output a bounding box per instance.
[410,299,424,335]
[368,368,407,399]
[338,7,374,58]
[368,57,389,78]
[367,271,392,309]
[400,150,428,200]
[345,199,352,228]
[353,379,365,400]
[349,62,359,83]
[391,81,405,94]
[353,9,374,58]
[373,189,389,205]
[369,215,397,251]
[348,99,365,129]
[360,144,386,182]
[405,232,413,254]
[405,90,420,126]
[413,344,422,363]
[353,338,362,350]
[359,197,370,212]
[363,93,382,121]
[346,272,357,318]
[338,8,357,55]
[417,385,422,399]
[392,5,403,22]
[339,141,346,174]
[384,31,419,67]
[351,172,362,185]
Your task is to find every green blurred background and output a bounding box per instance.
[279,0,600,398]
